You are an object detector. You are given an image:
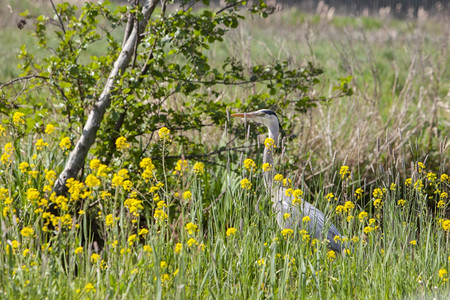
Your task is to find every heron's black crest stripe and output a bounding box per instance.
[261,109,277,117]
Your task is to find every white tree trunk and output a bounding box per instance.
[53,0,158,194]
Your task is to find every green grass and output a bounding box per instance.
[0,123,449,298]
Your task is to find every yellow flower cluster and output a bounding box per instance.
[193,162,204,175]
[274,174,283,182]
[174,159,188,176]
[139,157,156,182]
[1,143,14,165]
[226,227,237,236]
[12,112,25,125]
[281,228,294,239]
[59,137,71,152]
[240,178,252,190]
[45,124,55,134]
[35,139,49,151]
[340,165,351,180]
[124,196,144,217]
[115,136,130,151]
[243,158,257,172]
[262,163,272,172]
[264,137,275,149]
[185,222,198,235]
[158,127,171,141]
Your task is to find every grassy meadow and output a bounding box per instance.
[0,1,449,299]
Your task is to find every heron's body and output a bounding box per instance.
[232,109,343,252]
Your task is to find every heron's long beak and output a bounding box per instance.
[231,112,258,118]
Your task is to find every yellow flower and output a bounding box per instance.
[59,137,71,151]
[302,216,311,223]
[174,159,188,175]
[344,201,354,211]
[91,253,101,263]
[85,174,100,188]
[364,226,374,234]
[264,138,275,149]
[174,243,183,254]
[440,191,448,199]
[160,260,167,269]
[283,213,291,220]
[89,159,101,170]
[13,112,25,125]
[20,227,34,237]
[390,183,397,191]
[325,192,334,201]
[74,247,83,254]
[373,188,383,198]
[335,205,346,214]
[409,240,417,246]
[327,250,336,261]
[193,162,205,175]
[35,139,49,150]
[281,228,294,239]
[441,174,448,182]
[11,240,20,249]
[26,188,40,202]
[257,258,265,266]
[0,125,5,136]
[187,238,198,248]
[240,178,252,190]
[442,220,450,231]
[182,191,192,201]
[340,165,351,180]
[138,228,149,236]
[158,127,171,141]
[143,245,152,253]
[226,227,237,236]
[115,136,130,151]
[262,163,273,172]
[355,188,363,199]
[358,211,368,222]
[405,178,412,186]
[85,283,95,293]
[105,214,114,226]
[274,174,283,182]
[417,162,425,173]
[154,209,168,222]
[19,162,29,173]
[185,222,198,235]
[398,199,406,206]
[414,180,423,191]
[243,159,257,172]
[282,178,292,187]
[373,199,383,208]
[437,200,445,208]
[284,188,293,197]
[44,124,55,134]
[438,269,447,280]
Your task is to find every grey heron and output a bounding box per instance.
[232,109,344,252]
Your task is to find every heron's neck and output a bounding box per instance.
[263,125,280,189]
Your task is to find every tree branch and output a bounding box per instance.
[53,0,159,195]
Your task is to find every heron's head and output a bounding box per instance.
[231,109,284,141]
[231,109,279,127]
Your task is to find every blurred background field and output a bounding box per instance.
[1,0,449,178]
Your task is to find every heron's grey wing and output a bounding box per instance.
[273,188,344,252]
[300,201,343,251]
